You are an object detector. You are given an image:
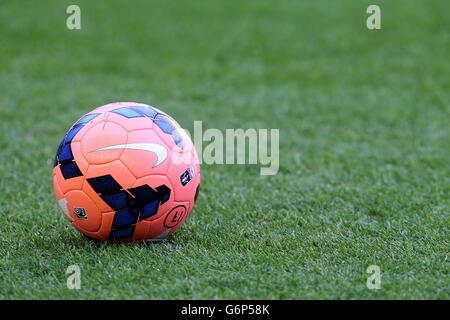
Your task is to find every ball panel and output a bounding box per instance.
[119,129,170,178]
[80,122,128,165]
[53,174,64,200]
[53,165,84,194]
[75,211,115,240]
[70,142,90,175]
[83,160,137,213]
[70,112,105,143]
[166,151,201,202]
[132,175,174,221]
[91,101,148,113]
[152,115,189,153]
[135,200,189,241]
[106,114,155,132]
[53,175,74,223]
[64,190,103,232]
[133,219,157,241]
[188,186,199,219]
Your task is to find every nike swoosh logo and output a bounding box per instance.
[94,143,168,167]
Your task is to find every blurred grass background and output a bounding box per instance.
[0,0,448,299]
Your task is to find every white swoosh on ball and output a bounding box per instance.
[94,143,167,167]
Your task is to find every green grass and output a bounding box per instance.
[0,0,449,299]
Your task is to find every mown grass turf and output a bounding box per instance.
[0,0,449,299]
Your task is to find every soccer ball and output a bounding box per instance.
[52,102,200,242]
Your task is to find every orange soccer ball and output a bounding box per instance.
[52,102,200,242]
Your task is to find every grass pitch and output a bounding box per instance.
[0,0,449,299]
